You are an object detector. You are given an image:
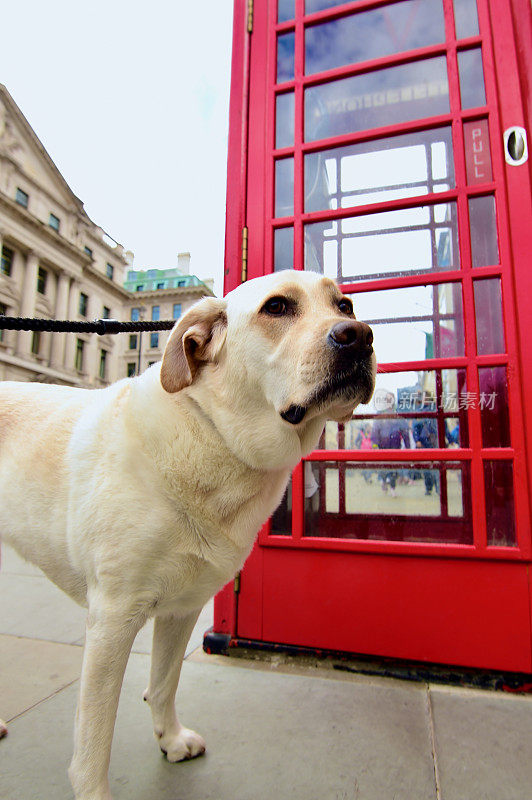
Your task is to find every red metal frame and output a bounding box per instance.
[217,0,532,671]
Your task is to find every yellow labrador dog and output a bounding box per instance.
[0,270,375,800]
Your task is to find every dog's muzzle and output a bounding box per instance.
[280,320,374,425]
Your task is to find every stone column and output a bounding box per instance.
[49,272,71,369]
[15,251,39,358]
[64,279,80,372]
[85,294,99,384]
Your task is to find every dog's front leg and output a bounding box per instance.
[143,610,206,762]
[68,602,145,800]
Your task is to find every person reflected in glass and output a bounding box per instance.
[355,421,375,484]
[371,392,409,497]
[413,409,439,495]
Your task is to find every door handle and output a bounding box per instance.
[504,126,528,166]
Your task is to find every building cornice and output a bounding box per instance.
[126,285,215,302]
[82,263,132,300]
[0,191,92,265]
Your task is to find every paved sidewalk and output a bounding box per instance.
[1,543,532,800]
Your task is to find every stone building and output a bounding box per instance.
[0,85,213,387]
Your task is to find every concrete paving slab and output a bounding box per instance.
[1,544,43,577]
[0,651,437,800]
[429,685,532,800]
[0,634,83,722]
[0,572,87,644]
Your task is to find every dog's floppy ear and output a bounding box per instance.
[160,297,227,393]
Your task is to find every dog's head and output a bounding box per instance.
[160,270,376,468]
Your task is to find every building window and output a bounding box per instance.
[148,361,156,367]
[75,339,84,372]
[156,282,165,290]
[173,303,182,319]
[131,307,140,322]
[79,292,88,317]
[136,284,144,291]
[106,263,114,280]
[127,362,136,377]
[15,188,29,208]
[151,305,160,321]
[1,246,13,276]
[84,246,93,257]
[177,280,186,287]
[0,302,6,342]
[102,305,111,319]
[129,334,138,350]
[37,267,47,294]
[99,349,107,380]
[150,332,159,349]
[31,331,41,355]
[49,213,60,232]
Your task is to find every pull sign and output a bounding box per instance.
[504,126,528,166]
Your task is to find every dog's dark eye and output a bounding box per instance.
[262,296,288,316]
[338,298,353,315]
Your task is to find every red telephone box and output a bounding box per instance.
[209,0,532,673]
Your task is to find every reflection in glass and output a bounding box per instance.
[274,226,294,271]
[469,195,499,266]
[276,92,295,148]
[278,0,295,23]
[305,0,445,75]
[303,460,472,542]
[347,283,465,363]
[305,202,459,282]
[474,278,505,355]
[478,366,510,448]
[458,48,486,109]
[306,0,346,12]
[271,476,292,535]
[484,461,516,546]
[323,369,468,448]
[454,0,480,39]
[275,157,294,217]
[305,128,454,213]
[305,57,449,141]
[277,32,295,83]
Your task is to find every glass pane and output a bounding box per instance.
[469,195,499,266]
[305,202,459,282]
[320,368,469,448]
[305,0,445,75]
[271,476,292,535]
[278,0,295,23]
[303,460,472,542]
[305,57,449,141]
[274,226,294,270]
[276,92,295,148]
[306,0,346,12]
[275,157,294,217]
[348,283,465,363]
[463,119,493,184]
[305,128,454,213]
[478,366,510,447]
[474,278,505,355]
[454,0,479,39]
[458,48,486,109]
[277,32,295,83]
[484,461,516,546]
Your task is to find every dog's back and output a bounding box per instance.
[0,382,96,599]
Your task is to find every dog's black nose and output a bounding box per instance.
[328,320,373,358]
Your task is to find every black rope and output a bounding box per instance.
[0,316,176,335]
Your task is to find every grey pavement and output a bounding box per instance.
[1,544,531,800]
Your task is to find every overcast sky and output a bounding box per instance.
[0,0,234,296]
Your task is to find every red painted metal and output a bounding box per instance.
[214,0,532,673]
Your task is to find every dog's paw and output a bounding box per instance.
[158,727,206,762]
